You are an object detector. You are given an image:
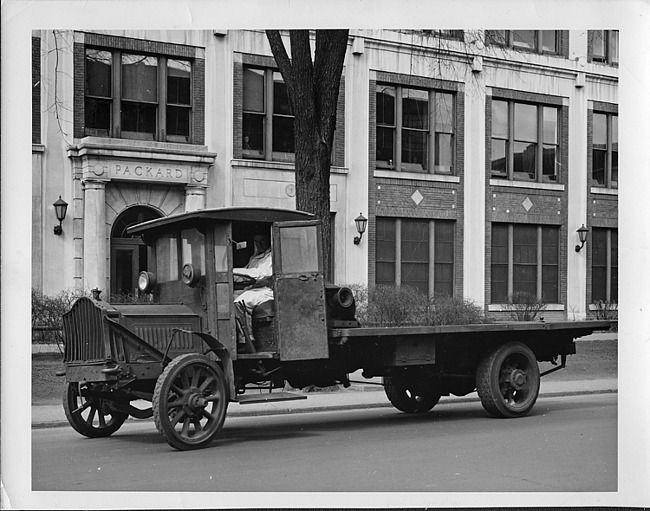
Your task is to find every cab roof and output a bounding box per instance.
[127,207,314,237]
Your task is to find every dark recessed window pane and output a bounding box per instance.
[434,263,453,298]
[513,265,536,296]
[243,67,265,113]
[542,227,558,264]
[402,263,428,296]
[542,266,558,302]
[376,218,396,285]
[167,59,191,105]
[85,98,111,132]
[85,49,112,97]
[491,139,507,175]
[272,115,294,153]
[542,145,557,178]
[593,113,607,147]
[612,116,618,183]
[543,107,557,144]
[243,113,264,152]
[513,141,536,179]
[593,149,606,185]
[491,265,508,302]
[402,129,427,171]
[401,220,429,262]
[121,102,156,136]
[402,88,428,130]
[273,72,292,115]
[377,86,396,126]
[512,30,536,50]
[592,30,606,60]
[376,127,395,167]
[541,31,557,52]
[435,93,454,133]
[610,31,619,64]
[122,54,158,102]
[166,106,190,139]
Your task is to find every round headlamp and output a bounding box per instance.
[138,271,156,293]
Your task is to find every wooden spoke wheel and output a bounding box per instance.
[153,353,229,450]
[63,382,128,438]
[476,342,540,418]
[384,375,441,413]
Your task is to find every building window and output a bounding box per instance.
[589,30,619,65]
[591,111,618,188]
[376,85,455,174]
[491,223,559,304]
[376,217,454,297]
[85,48,193,143]
[242,66,294,162]
[491,99,560,183]
[592,228,618,303]
[488,30,560,54]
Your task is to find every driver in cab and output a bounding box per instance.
[233,230,273,318]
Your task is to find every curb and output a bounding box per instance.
[32,387,617,430]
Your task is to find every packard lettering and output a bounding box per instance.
[112,164,185,181]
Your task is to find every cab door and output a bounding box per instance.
[272,220,328,360]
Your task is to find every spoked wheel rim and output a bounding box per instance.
[498,353,536,411]
[153,354,228,450]
[476,342,540,418]
[63,382,128,438]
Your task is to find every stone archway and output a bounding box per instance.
[110,206,162,297]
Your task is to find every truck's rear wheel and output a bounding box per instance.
[476,342,540,418]
[384,376,441,413]
[153,353,228,450]
[63,382,128,438]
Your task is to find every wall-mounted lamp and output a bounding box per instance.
[575,224,588,252]
[53,196,68,235]
[354,213,367,245]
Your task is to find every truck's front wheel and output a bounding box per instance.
[63,382,128,438]
[153,353,229,450]
[476,342,540,418]
[384,376,441,413]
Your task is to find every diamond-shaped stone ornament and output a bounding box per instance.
[522,196,533,212]
[411,190,424,206]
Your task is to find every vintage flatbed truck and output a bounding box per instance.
[59,207,611,450]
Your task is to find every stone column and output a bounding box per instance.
[83,179,108,293]
[184,185,207,212]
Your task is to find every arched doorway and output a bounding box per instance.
[110,206,162,297]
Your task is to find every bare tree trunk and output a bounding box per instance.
[266,29,348,281]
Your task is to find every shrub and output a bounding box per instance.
[32,288,86,353]
[506,291,547,321]
[348,284,488,327]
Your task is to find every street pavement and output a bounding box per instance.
[32,333,618,429]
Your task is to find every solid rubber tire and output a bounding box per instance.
[63,381,128,438]
[384,375,441,413]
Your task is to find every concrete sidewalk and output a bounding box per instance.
[32,377,617,429]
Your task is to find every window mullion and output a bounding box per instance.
[507,224,514,298]
[428,91,435,175]
[159,57,167,142]
[606,114,612,188]
[507,101,514,180]
[537,226,543,300]
[113,51,121,137]
[265,71,273,161]
[606,229,612,301]
[395,219,402,285]
[395,87,403,171]
[428,220,435,298]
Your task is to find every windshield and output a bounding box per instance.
[155,228,205,283]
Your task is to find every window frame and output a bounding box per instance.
[375,217,455,298]
[490,223,560,304]
[83,46,195,143]
[591,228,618,303]
[490,98,561,183]
[589,30,619,66]
[242,65,295,163]
[590,110,618,189]
[375,83,456,175]
[488,30,561,55]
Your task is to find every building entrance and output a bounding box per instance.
[110,206,161,297]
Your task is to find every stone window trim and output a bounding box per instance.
[73,31,206,144]
[232,52,346,167]
[486,89,569,187]
[484,30,569,58]
[588,101,618,190]
[370,71,464,177]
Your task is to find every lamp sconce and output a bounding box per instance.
[575,224,588,252]
[353,213,368,245]
[53,196,68,235]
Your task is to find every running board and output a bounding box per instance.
[235,392,307,404]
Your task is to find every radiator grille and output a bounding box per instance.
[62,298,107,363]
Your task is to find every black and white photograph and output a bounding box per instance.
[2,0,649,509]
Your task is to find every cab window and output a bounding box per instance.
[156,235,179,283]
[279,225,319,274]
[181,228,205,276]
